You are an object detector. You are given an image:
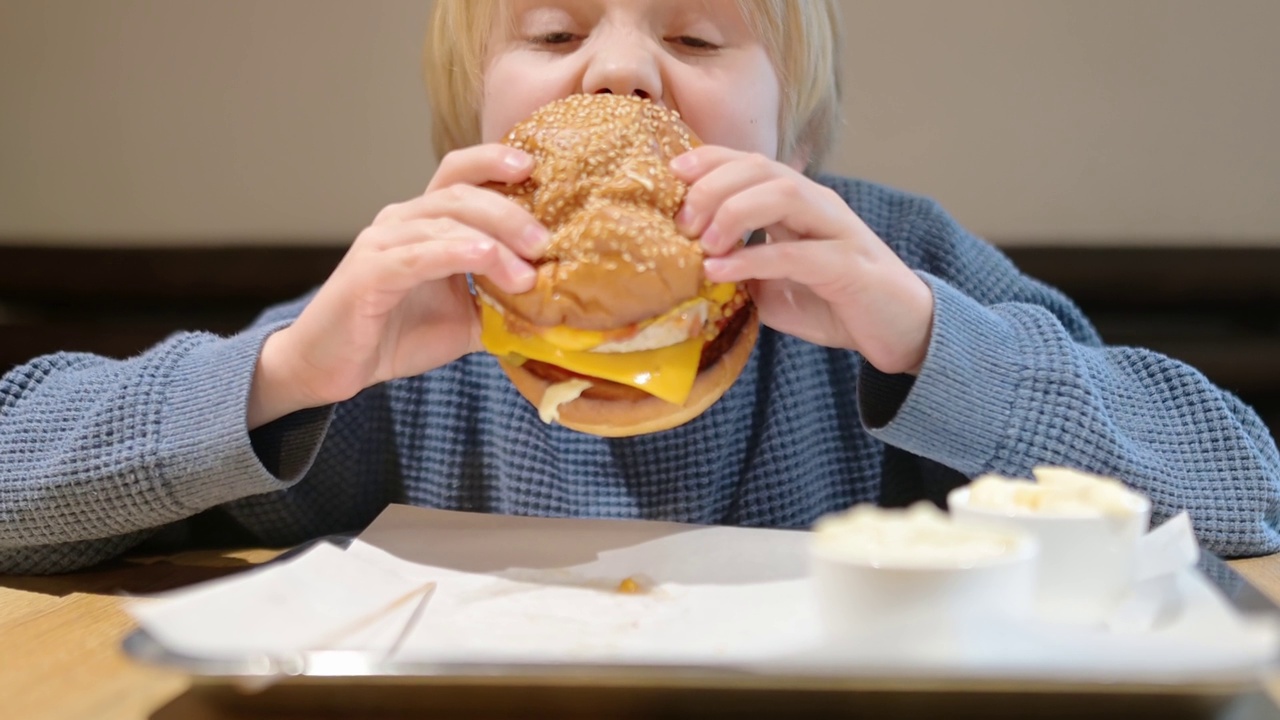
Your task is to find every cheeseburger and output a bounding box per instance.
[475,94,758,437]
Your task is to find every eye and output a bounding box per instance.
[667,35,721,51]
[533,31,580,46]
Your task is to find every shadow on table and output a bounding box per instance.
[0,550,265,599]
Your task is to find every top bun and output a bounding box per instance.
[476,94,703,331]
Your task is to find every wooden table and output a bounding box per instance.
[3,548,1280,720]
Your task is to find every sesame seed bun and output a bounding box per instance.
[475,93,704,330]
[476,94,758,437]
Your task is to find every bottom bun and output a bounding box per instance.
[499,305,759,438]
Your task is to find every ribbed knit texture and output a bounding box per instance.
[2,177,1277,574]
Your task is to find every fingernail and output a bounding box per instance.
[504,151,533,171]
[703,257,731,280]
[671,153,696,174]
[512,262,536,288]
[676,205,698,233]
[523,224,550,254]
[700,223,721,252]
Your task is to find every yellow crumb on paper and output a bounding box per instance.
[616,576,642,594]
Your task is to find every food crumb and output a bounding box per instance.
[616,576,643,594]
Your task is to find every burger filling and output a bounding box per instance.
[478,282,750,406]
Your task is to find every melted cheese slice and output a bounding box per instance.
[480,303,701,405]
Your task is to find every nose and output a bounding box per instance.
[580,31,663,101]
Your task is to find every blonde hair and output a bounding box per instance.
[424,1,842,173]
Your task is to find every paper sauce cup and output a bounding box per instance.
[808,503,1039,659]
[948,470,1151,626]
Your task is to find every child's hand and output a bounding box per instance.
[248,145,547,428]
[671,147,935,376]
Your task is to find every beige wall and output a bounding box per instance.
[1,0,1278,246]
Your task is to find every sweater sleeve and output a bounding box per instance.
[855,188,1280,558]
[0,306,332,574]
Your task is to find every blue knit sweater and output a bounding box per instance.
[2,177,1278,574]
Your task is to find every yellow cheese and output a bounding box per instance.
[480,303,701,405]
[706,281,737,305]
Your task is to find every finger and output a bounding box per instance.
[669,145,757,183]
[427,143,535,193]
[368,186,548,258]
[746,278,845,348]
[697,178,851,256]
[708,244,860,351]
[364,225,538,296]
[703,239,854,290]
[674,154,785,241]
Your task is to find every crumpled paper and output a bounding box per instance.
[126,505,1279,685]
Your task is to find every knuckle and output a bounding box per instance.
[771,241,802,263]
[435,183,469,206]
[718,194,751,228]
[473,233,501,259]
[776,177,804,203]
[438,148,467,171]
[415,217,451,241]
[371,202,403,226]
[393,245,424,273]
[399,234,448,271]
[721,192,757,228]
[683,182,709,210]
[354,224,392,250]
[819,185,842,206]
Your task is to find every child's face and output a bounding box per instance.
[483,0,782,161]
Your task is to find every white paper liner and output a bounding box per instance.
[126,504,1280,684]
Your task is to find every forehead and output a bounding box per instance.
[497,0,753,27]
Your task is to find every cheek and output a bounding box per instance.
[479,59,565,143]
[741,93,782,158]
[684,88,780,158]
[479,86,519,143]
[479,64,520,143]
[677,56,781,158]
[739,63,783,158]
